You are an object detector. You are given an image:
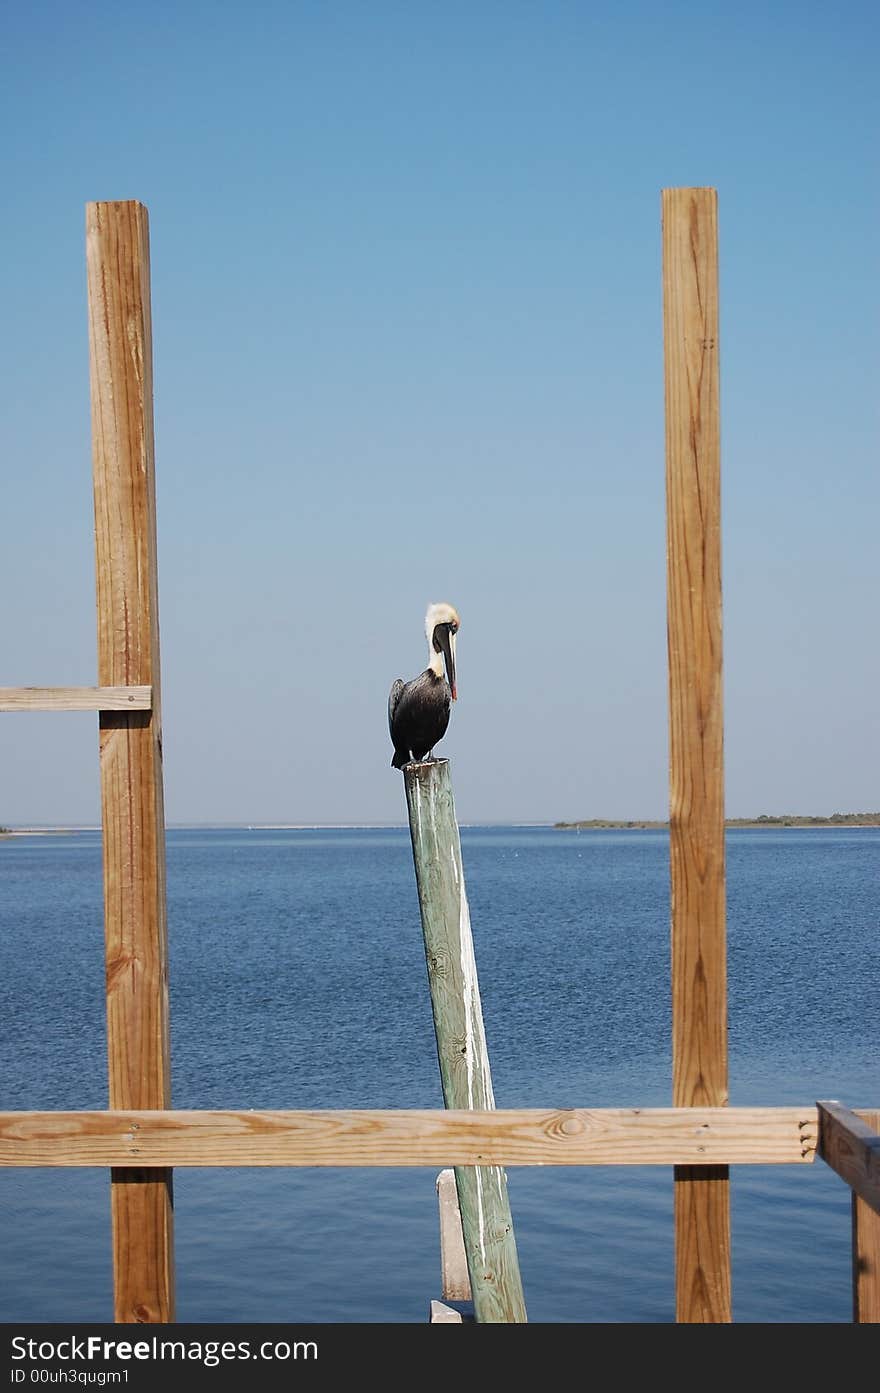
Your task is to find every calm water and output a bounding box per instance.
[1,825,877,1323]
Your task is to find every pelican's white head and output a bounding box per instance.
[425,602,460,698]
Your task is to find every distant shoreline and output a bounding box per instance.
[0,827,89,837]
[3,814,880,838]
[554,814,880,830]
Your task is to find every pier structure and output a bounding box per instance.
[1,195,877,1323]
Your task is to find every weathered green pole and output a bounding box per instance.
[403,758,527,1323]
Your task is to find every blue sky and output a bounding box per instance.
[1,1,877,825]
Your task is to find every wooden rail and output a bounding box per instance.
[0,1106,828,1167]
[0,687,151,711]
[817,1102,880,1216]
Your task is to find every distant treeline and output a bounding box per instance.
[554,813,880,829]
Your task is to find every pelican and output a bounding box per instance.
[388,602,460,768]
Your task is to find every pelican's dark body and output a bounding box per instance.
[389,603,459,769]
[388,670,451,768]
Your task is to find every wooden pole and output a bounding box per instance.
[86,200,174,1323]
[853,1109,880,1322]
[662,187,731,1323]
[403,759,527,1322]
[817,1100,880,1324]
[436,1169,472,1302]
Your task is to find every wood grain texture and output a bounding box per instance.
[662,187,730,1322]
[0,1107,824,1167]
[817,1102,880,1215]
[0,686,151,711]
[86,200,173,1324]
[851,1110,880,1322]
[404,759,527,1322]
[437,1169,474,1301]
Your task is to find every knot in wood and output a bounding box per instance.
[555,1112,584,1138]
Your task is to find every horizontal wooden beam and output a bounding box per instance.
[817,1100,880,1216]
[0,686,151,711]
[0,1107,826,1168]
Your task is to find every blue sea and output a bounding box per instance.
[1,825,877,1324]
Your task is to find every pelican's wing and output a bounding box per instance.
[388,678,405,737]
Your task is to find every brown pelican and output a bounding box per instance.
[388,602,460,768]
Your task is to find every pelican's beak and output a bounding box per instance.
[440,627,457,700]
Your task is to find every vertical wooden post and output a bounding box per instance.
[436,1168,472,1303]
[403,759,527,1323]
[854,1109,880,1322]
[86,201,174,1322]
[661,187,731,1323]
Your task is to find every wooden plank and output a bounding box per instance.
[817,1102,880,1322]
[852,1110,880,1322]
[86,199,173,1324]
[0,686,151,711]
[817,1101,880,1216]
[0,1106,823,1167]
[662,186,731,1323]
[437,1168,472,1301]
[404,760,527,1323]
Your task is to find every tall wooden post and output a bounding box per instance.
[661,187,731,1322]
[403,759,527,1323]
[86,201,174,1322]
[853,1109,880,1322]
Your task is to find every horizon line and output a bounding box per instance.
[4,812,879,834]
